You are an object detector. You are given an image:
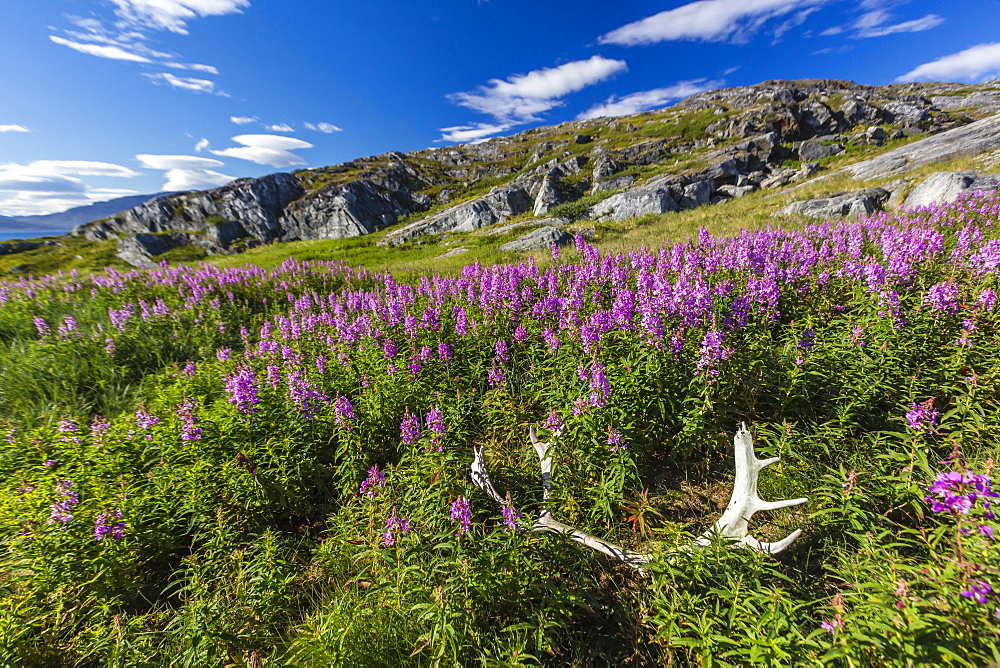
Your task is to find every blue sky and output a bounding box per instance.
[2,0,999,216]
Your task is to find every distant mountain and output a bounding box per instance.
[2,193,174,231]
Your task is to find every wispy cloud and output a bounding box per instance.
[438,123,511,143]
[898,42,1000,83]
[813,45,854,55]
[442,56,628,141]
[820,7,943,39]
[0,189,143,217]
[49,35,153,63]
[304,121,343,133]
[47,3,241,94]
[0,160,142,215]
[108,0,251,35]
[597,0,827,46]
[230,115,259,125]
[194,137,210,152]
[211,134,313,167]
[266,123,294,132]
[0,125,29,133]
[135,154,234,190]
[143,72,225,95]
[577,78,726,120]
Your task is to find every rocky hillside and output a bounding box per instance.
[71,79,1000,267]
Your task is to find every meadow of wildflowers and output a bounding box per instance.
[0,191,999,664]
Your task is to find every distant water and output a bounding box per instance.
[0,230,71,242]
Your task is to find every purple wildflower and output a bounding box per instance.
[925,470,998,517]
[607,428,625,452]
[906,398,939,433]
[33,317,51,338]
[960,580,993,605]
[426,406,444,450]
[501,492,523,532]
[176,399,202,441]
[287,369,328,418]
[544,411,563,433]
[494,339,510,362]
[48,479,79,525]
[135,406,160,441]
[94,509,125,540]
[226,366,260,414]
[924,281,960,314]
[359,464,385,498]
[334,395,355,428]
[696,329,733,378]
[90,416,110,447]
[450,495,472,536]
[383,507,411,546]
[400,407,421,445]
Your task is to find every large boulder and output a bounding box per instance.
[586,176,681,221]
[116,233,188,268]
[280,179,412,241]
[847,114,1000,180]
[901,172,1000,209]
[499,226,574,252]
[380,182,532,246]
[775,187,890,219]
[797,140,843,162]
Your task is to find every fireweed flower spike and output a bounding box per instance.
[400,407,421,445]
[359,464,385,498]
[383,507,411,547]
[906,398,939,433]
[450,496,471,536]
[94,510,126,540]
[426,406,444,451]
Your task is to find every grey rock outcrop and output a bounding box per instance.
[280,179,411,241]
[901,171,1000,209]
[381,182,532,246]
[533,174,563,216]
[586,176,681,221]
[116,233,188,268]
[499,226,574,252]
[83,173,304,248]
[797,140,843,162]
[847,114,1000,180]
[775,187,890,219]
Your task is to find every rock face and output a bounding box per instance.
[847,114,1000,180]
[775,188,890,219]
[380,183,532,246]
[587,176,681,221]
[67,78,1000,266]
[84,173,304,247]
[279,179,411,241]
[499,226,574,252]
[902,171,1000,209]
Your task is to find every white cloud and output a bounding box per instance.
[304,121,343,133]
[162,168,234,190]
[135,154,225,170]
[598,0,827,46]
[856,13,943,37]
[143,72,223,95]
[49,35,153,62]
[210,134,313,167]
[163,61,220,74]
[0,189,143,217]
[813,45,854,55]
[898,42,1000,82]
[0,125,29,133]
[266,123,294,132]
[577,78,726,120]
[108,0,251,34]
[134,154,232,191]
[439,123,512,143]
[230,115,258,125]
[443,56,628,142]
[194,137,210,152]
[0,161,142,215]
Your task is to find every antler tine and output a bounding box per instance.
[470,422,807,569]
[472,425,651,570]
[701,423,808,554]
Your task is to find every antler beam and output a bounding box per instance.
[470,422,807,569]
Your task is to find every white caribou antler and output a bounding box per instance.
[470,422,807,570]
